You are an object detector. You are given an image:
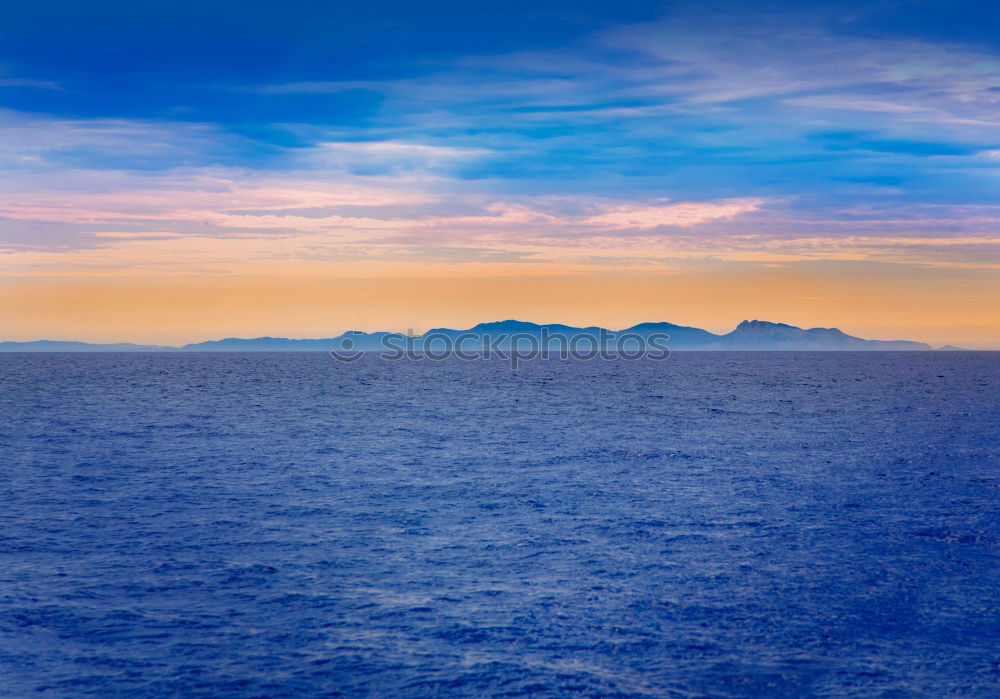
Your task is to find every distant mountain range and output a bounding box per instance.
[0,319,963,352]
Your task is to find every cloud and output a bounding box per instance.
[264,8,1000,128]
[305,140,491,174]
[0,78,62,90]
[0,109,232,171]
[2,160,999,278]
[580,199,765,229]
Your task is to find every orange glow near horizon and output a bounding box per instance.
[3,263,998,348]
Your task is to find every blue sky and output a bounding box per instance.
[4,0,999,192]
[1,0,999,344]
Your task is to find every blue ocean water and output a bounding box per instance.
[1,352,998,697]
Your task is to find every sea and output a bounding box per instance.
[1,352,998,697]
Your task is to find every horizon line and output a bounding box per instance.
[2,318,992,351]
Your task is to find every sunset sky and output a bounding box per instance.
[2,0,999,347]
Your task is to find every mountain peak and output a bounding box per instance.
[470,320,545,332]
[735,319,795,330]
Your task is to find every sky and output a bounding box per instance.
[1,0,999,346]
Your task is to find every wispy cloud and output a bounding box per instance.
[580,200,764,230]
[0,78,62,90]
